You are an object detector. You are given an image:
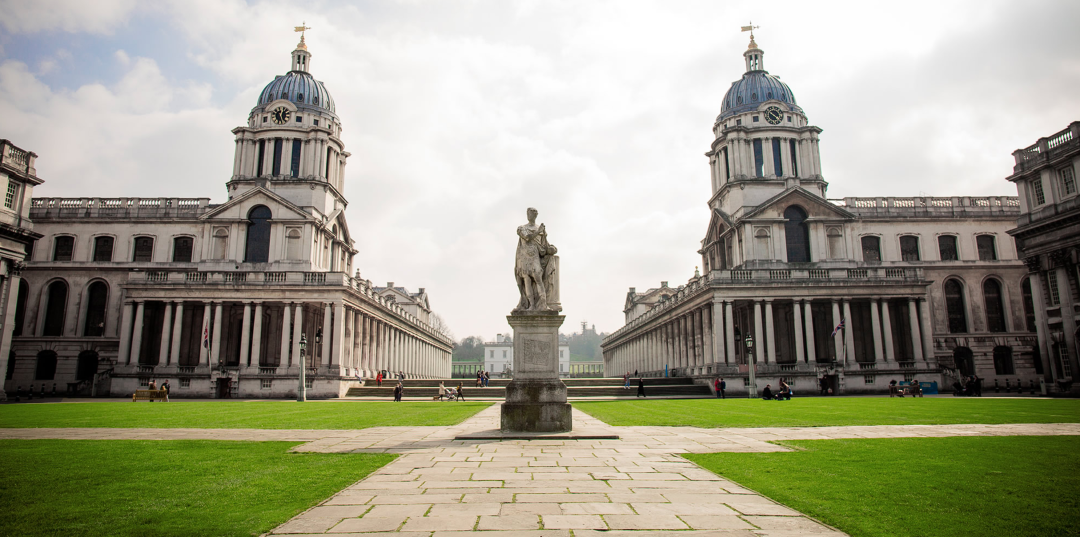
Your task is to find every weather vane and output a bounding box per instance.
[741,21,759,38]
[295,21,312,38]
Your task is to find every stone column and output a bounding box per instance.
[280,303,292,367]
[695,308,705,371]
[763,137,774,177]
[170,302,184,366]
[753,301,764,366]
[211,302,223,365]
[831,299,843,363]
[919,298,934,362]
[765,300,776,364]
[344,308,354,371]
[129,300,145,365]
[702,305,713,371]
[680,315,689,370]
[1027,273,1053,382]
[158,302,173,366]
[870,299,883,363]
[842,299,855,364]
[117,301,134,366]
[322,302,333,367]
[908,298,924,361]
[724,301,735,365]
[361,314,371,376]
[804,301,817,363]
[200,303,211,366]
[251,302,263,367]
[778,137,790,177]
[881,300,895,361]
[239,302,252,367]
[292,303,303,368]
[793,299,805,363]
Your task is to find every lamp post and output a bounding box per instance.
[745,333,757,399]
[297,333,307,402]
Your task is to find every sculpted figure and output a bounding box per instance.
[515,208,560,312]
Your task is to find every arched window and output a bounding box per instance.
[286,228,302,260]
[899,235,920,261]
[976,235,997,261]
[35,350,57,380]
[76,350,99,381]
[1021,278,1037,332]
[213,229,229,260]
[993,346,1014,375]
[53,236,74,261]
[944,279,968,333]
[245,205,272,263]
[13,280,28,337]
[953,347,974,377]
[93,236,114,262]
[83,281,108,336]
[132,236,154,262]
[861,236,881,262]
[983,279,1007,333]
[784,206,810,262]
[938,235,958,260]
[754,228,771,260]
[42,280,68,336]
[173,237,193,262]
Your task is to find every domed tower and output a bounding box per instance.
[228,33,350,215]
[705,31,825,215]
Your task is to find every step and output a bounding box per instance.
[345,383,712,398]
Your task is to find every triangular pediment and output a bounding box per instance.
[741,186,855,221]
[199,187,312,221]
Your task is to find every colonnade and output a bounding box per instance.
[712,133,823,191]
[605,296,934,377]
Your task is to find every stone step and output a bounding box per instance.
[345,384,712,398]
[375,377,698,388]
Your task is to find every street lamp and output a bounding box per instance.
[745,333,757,399]
[297,333,308,402]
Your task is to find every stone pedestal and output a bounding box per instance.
[501,313,571,433]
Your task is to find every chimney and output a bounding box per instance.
[661,281,668,288]
[387,282,394,288]
[629,287,636,293]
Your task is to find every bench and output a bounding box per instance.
[133,389,169,402]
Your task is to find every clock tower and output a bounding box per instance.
[227,33,349,217]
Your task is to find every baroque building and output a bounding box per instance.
[3,36,453,399]
[602,34,1040,395]
[1006,122,1080,393]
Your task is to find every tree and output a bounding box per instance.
[452,335,486,362]
[429,313,454,340]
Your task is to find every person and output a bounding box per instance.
[623,372,630,390]
[456,382,465,401]
[393,382,403,402]
[483,370,490,387]
[634,369,638,377]
[908,378,922,397]
[778,379,791,401]
[477,370,483,387]
[761,384,773,400]
[637,377,646,398]
[376,371,383,387]
[973,375,983,397]
[161,380,171,399]
[148,379,157,390]
[438,381,447,401]
[714,377,722,398]
[718,377,726,399]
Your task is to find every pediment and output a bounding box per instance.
[742,186,855,221]
[199,187,311,222]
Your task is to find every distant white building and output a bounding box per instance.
[484,333,571,378]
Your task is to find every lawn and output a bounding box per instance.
[0,439,394,537]
[573,398,1080,427]
[685,436,1080,537]
[0,401,491,429]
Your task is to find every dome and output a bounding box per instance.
[256,70,336,115]
[717,71,801,122]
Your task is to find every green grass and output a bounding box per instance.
[685,436,1080,537]
[0,401,492,429]
[0,439,394,537]
[573,398,1080,428]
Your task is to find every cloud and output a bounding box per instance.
[0,0,139,35]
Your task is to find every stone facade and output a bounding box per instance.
[602,36,1038,395]
[1006,121,1080,394]
[3,39,453,399]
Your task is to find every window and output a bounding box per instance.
[827,227,844,259]
[753,139,764,177]
[899,235,920,261]
[502,350,507,358]
[1061,166,1076,196]
[753,115,759,122]
[953,347,974,376]
[256,139,266,176]
[722,147,731,182]
[861,236,881,262]
[784,206,810,262]
[789,139,798,176]
[993,346,1015,375]
[4,181,16,208]
[35,350,57,380]
[13,280,27,337]
[305,377,313,389]
[76,351,98,381]
[173,237,193,262]
[864,375,875,384]
[290,139,302,177]
[286,228,302,260]
[245,206,272,263]
[984,279,1007,333]
[261,378,272,389]
[1021,278,1037,332]
[213,229,229,260]
[180,378,190,388]
[133,237,154,262]
[272,138,283,176]
[93,236,114,262]
[1047,271,1060,305]
[83,281,108,336]
[42,280,68,336]
[736,118,742,126]
[53,236,74,261]
[1032,178,1045,205]
[944,279,968,333]
[754,228,771,259]
[489,350,494,358]
[976,235,997,261]
[313,119,319,126]
[772,138,783,177]
[295,115,302,122]
[938,235,958,261]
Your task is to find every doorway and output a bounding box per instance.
[216,378,232,399]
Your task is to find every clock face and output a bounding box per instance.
[271,106,292,125]
[764,106,783,125]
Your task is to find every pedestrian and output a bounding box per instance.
[161,380,171,398]
[456,382,465,401]
[483,370,490,387]
[376,371,383,387]
[148,379,157,390]
[623,372,630,389]
[393,381,403,402]
[973,375,983,397]
[634,369,638,377]
[476,369,483,387]
[637,377,646,398]
[716,377,726,399]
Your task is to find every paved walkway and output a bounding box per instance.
[3,407,1077,536]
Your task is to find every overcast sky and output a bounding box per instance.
[1,0,1078,341]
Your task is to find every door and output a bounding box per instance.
[216,378,232,399]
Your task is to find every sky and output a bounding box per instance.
[1,0,1078,342]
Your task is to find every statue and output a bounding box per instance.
[514,208,561,313]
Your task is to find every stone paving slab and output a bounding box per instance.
[3,406,1077,536]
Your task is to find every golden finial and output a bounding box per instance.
[294,21,311,50]
[741,22,760,49]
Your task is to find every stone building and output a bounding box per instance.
[0,140,43,400]
[601,34,1039,395]
[1006,122,1080,394]
[3,36,453,399]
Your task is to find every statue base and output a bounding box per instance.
[500,313,571,433]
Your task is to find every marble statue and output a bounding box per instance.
[514,207,561,313]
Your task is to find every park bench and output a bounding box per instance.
[132,389,169,402]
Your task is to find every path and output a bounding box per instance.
[3,408,1077,536]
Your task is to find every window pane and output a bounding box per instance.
[1061,166,1076,195]
[984,279,1006,332]
[93,236,113,262]
[53,236,73,261]
[43,281,67,336]
[976,235,997,261]
[772,138,783,177]
[938,235,958,260]
[753,139,764,177]
[861,236,881,262]
[944,279,967,333]
[245,206,272,263]
[133,237,154,262]
[900,236,920,261]
[83,282,108,336]
[173,237,193,262]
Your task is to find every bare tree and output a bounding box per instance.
[429,313,454,340]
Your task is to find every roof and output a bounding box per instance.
[718,71,802,122]
[257,71,336,115]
